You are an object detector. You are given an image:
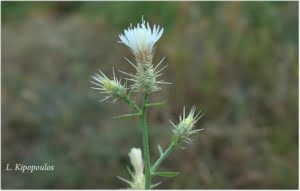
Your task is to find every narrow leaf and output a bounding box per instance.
[152,171,180,178]
[157,145,164,156]
[151,181,162,188]
[113,113,141,119]
[145,100,167,107]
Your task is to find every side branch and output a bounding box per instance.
[151,141,177,173]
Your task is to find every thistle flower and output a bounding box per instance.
[170,106,204,144]
[90,69,126,103]
[118,16,164,63]
[118,16,169,94]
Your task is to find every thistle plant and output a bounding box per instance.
[91,16,203,189]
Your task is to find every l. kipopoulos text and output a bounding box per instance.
[5,163,54,173]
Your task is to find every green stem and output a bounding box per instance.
[140,94,151,189]
[151,141,177,173]
[123,95,140,113]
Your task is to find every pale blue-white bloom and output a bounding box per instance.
[119,17,164,61]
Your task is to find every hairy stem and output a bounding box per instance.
[140,94,151,189]
[123,94,140,113]
[151,141,177,173]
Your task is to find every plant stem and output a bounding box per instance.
[151,141,177,173]
[140,94,151,189]
[123,95,140,113]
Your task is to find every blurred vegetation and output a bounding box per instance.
[1,1,298,189]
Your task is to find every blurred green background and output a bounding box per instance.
[1,1,298,189]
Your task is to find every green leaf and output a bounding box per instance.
[152,171,180,178]
[113,113,141,119]
[157,145,164,156]
[145,100,167,107]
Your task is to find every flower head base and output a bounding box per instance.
[90,69,126,103]
[170,106,204,144]
[131,173,145,189]
[119,17,164,63]
[133,62,159,93]
[121,57,170,94]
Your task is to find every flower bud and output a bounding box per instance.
[128,148,145,189]
[170,106,204,144]
[90,69,126,102]
[129,147,144,175]
[118,147,145,189]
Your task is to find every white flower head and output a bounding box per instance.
[119,16,164,62]
[170,106,204,144]
[90,69,126,103]
[128,147,144,175]
[118,16,169,94]
[118,147,145,189]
